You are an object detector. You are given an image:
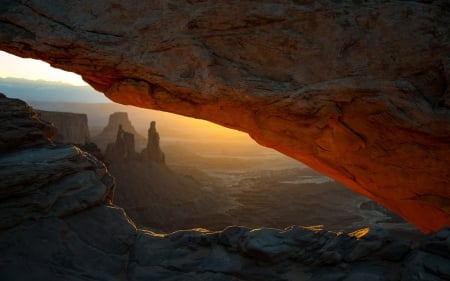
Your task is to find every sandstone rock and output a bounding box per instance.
[0,93,55,152]
[0,206,136,281]
[0,1,448,232]
[103,121,225,231]
[376,239,411,262]
[241,228,295,261]
[141,121,165,163]
[77,142,104,161]
[317,251,343,266]
[92,112,145,151]
[401,251,450,281]
[420,227,450,259]
[0,95,132,280]
[345,240,383,262]
[105,124,138,161]
[37,110,90,145]
[218,226,251,251]
[0,94,113,229]
[0,145,114,230]
[0,92,449,281]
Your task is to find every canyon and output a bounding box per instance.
[91,110,417,234]
[1,93,449,280]
[103,117,226,230]
[0,0,448,232]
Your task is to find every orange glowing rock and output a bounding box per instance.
[0,0,448,232]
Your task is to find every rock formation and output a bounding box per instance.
[104,121,224,230]
[36,109,103,160]
[1,93,449,281]
[0,1,449,232]
[0,93,55,152]
[104,124,137,161]
[92,112,145,151]
[104,120,164,163]
[37,110,90,145]
[0,94,114,228]
[142,121,165,163]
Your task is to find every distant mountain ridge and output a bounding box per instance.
[0,77,111,103]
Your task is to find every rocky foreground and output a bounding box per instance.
[1,96,450,281]
[1,0,449,232]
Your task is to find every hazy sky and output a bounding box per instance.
[0,51,87,86]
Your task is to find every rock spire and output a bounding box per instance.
[143,121,165,164]
[0,1,449,232]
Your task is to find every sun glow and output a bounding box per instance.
[0,50,250,139]
[0,51,87,86]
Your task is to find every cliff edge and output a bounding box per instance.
[1,94,450,280]
[0,1,448,232]
[37,110,90,145]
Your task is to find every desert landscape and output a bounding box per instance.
[1,78,421,239]
[0,1,449,280]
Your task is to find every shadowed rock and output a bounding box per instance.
[0,1,448,232]
[37,110,90,145]
[104,120,222,230]
[92,112,145,151]
[1,94,450,280]
[142,121,165,163]
[105,124,137,161]
[0,93,55,152]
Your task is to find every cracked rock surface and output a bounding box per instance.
[0,1,449,232]
[1,95,450,280]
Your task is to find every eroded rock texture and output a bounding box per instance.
[0,1,449,232]
[142,121,165,163]
[1,93,450,281]
[92,112,145,151]
[0,93,55,152]
[103,121,224,230]
[37,110,91,145]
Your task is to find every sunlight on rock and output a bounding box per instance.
[2,0,448,232]
[0,0,448,280]
[349,228,370,239]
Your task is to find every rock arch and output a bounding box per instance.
[0,0,449,232]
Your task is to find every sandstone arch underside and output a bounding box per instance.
[0,0,449,233]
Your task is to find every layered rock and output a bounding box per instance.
[0,93,55,152]
[36,109,103,160]
[104,121,223,230]
[0,94,114,230]
[37,110,90,145]
[0,1,448,232]
[142,121,165,163]
[92,112,145,151]
[1,94,450,281]
[0,94,133,280]
[105,124,137,161]
[104,120,164,163]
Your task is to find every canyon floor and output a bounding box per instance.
[31,99,423,240]
[162,142,422,240]
[1,93,449,281]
